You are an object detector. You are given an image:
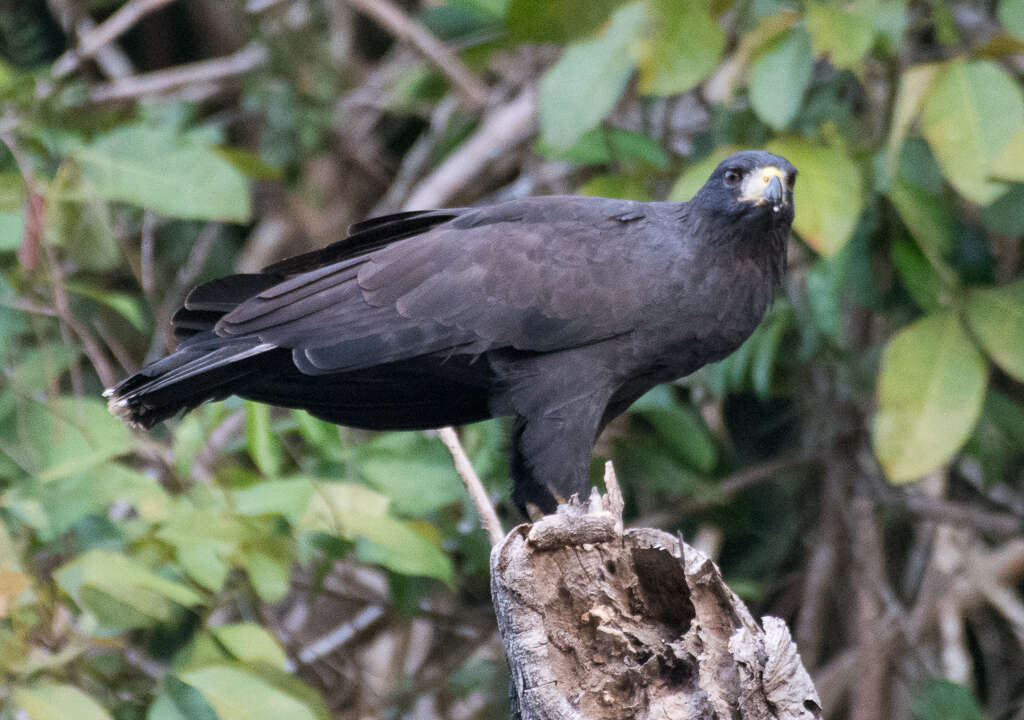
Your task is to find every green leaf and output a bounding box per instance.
[245,401,283,477]
[242,552,291,604]
[887,178,957,287]
[630,386,717,473]
[887,179,952,256]
[872,311,987,482]
[870,1,909,50]
[0,181,25,259]
[806,260,842,339]
[0,396,134,484]
[919,60,1024,205]
[806,2,876,68]
[615,438,706,497]
[65,282,149,332]
[538,2,646,150]
[450,0,508,18]
[233,478,315,524]
[965,279,1024,382]
[301,483,453,583]
[891,237,945,312]
[748,27,814,130]
[46,170,120,272]
[927,0,958,43]
[767,138,864,257]
[177,543,229,593]
[0,172,24,213]
[506,0,628,42]
[1000,0,1024,39]
[291,410,340,451]
[148,693,191,720]
[54,549,203,630]
[0,209,23,251]
[989,126,1024,182]
[15,682,113,720]
[67,125,251,222]
[577,173,650,200]
[158,676,220,720]
[911,680,984,720]
[984,390,1024,450]
[980,183,1024,236]
[211,624,289,669]
[882,64,941,188]
[557,127,669,168]
[358,435,465,516]
[751,308,788,395]
[637,0,724,96]
[213,147,283,181]
[7,462,169,539]
[181,665,323,720]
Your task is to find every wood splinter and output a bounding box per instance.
[490,463,822,720]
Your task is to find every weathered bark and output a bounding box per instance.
[490,494,822,719]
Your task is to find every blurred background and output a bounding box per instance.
[0,0,1023,718]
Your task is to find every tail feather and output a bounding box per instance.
[106,332,274,429]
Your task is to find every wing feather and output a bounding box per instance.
[209,196,671,374]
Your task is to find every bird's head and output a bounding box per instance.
[691,150,797,228]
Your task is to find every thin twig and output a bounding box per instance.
[46,0,135,80]
[52,0,178,79]
[192,410,246,483]
[88,43,268,103]
[603,460,624,533]
[632,454,817,528]
[795,463,843,669]
[140,210,157,296]
[345,0,488,108]
[436,427,504,546]
[150,222,220,356]
[0,124,115,389]
[296,605,388,665]
[371,94,460,215]
[404,87,536,210]
[851,495,892,720]
[91,317,139,375]
[863,467,1021,538]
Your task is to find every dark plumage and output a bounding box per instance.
[107,150,796,514]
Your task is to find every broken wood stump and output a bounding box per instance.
[490,490,822,720]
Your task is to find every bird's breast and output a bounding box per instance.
[624,250,778,382]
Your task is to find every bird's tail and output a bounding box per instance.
[105,337,274,429]
[105,272,283,428]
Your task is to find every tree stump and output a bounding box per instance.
[490,491,822,719]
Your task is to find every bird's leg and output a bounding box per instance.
[508,406,603,518]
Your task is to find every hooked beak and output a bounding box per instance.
[764,175,784,210]
[739,165,789,212]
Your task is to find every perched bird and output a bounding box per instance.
[107,150,796,514]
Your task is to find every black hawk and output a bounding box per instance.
[107,150,796,514]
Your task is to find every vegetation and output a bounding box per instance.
[0,0,1022,718]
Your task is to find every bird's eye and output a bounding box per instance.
[723,169,743,186]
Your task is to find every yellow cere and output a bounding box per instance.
[739,165,788,205]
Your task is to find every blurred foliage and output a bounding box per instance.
[0,0,1023,718]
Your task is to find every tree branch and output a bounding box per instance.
[491,486,822,719]
[345,0,489,108]
[436,427,504,546]
[404,87,536,210]
[87,43,268,103]
[52,0,178,79]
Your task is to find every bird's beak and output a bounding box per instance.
[764,175,784,209]
[739,166,789,212]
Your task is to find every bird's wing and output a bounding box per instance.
[214,197,670,374]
